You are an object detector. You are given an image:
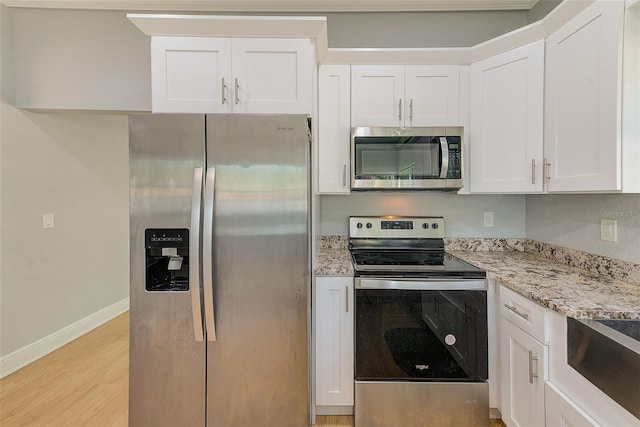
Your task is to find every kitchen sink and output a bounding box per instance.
[567,318,640,419]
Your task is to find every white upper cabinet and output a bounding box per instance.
[469,40,544,193]
[405,66,461,127]
[151,37,313,114]
[351,65,460,127]
[318,65,351,194]
[152,37,232,113]
[231,38,313,114]
[544,1,630,192]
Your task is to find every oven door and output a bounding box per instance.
[355,278,488,382]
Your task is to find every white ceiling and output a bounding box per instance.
[2,0,541,12]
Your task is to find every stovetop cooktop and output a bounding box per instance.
[348,216,486,279]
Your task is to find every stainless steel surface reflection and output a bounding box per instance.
[355,381,489,426]
[568,318,640,419]
[129,114,310,427]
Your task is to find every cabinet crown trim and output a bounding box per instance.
[128,14,327,60]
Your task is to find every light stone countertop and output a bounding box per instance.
[314,237,640,320]
[450,250,640,320]
[314,247,354,276]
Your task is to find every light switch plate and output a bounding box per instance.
[43,213,54,229]
[483,212,494,227]
[600,219,617,242]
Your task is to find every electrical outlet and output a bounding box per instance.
[43,213,55,229]
[600,219,617,242]
[483,212,494,227]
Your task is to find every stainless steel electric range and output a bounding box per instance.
[349,216,489,427]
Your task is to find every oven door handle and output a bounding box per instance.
[356,278,486,291]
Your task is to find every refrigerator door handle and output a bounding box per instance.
[190,167,205,342]
[203,166,218,342]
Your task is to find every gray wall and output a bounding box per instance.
[320,193,526,237]
[527,0,563,23]
[324,11,528,47]
[1,6,130,358]
[526,194,640,264]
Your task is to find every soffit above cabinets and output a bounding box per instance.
[2,0,540,12]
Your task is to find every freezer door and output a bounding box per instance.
[205,114,310,426]
[129,114,206,427]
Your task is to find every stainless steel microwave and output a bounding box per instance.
[351,126,464,191]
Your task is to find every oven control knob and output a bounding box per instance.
[356,222,363,229]
[431,223,439,229]
[422,223,429,229]
[366,222,373,229]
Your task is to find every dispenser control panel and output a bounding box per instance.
[145,228,189,292]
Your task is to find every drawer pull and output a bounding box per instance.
[504,304,529,320]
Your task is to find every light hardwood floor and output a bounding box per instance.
[0,313,504,426]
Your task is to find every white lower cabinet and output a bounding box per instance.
[315,276,354,408]
[500,285,548,427]
[545,382,600,427]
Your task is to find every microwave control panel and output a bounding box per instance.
[446,137,462,179]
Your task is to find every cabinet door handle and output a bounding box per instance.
[234,78,240,105]
[398,98,402,124]
[409,98,414,123]
[221,78,228,105]
[528,350,539,384]
[342,164,347,188]
[345,286,349,313]
[504,304,529,320]
[531,159,536,185]
[544,157,551,184]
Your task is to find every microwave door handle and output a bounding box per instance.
[439,137,449,179]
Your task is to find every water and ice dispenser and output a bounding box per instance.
[145,229,189,292]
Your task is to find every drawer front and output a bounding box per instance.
[500,285,548,343]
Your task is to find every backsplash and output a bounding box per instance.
[444,237,527,252]
[525,240,640,285]
[319,235,640,286]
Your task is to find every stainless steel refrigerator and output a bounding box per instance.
[128,114,310,426]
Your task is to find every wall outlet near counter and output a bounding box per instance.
[483,212,494,227]
[600,219,617,242]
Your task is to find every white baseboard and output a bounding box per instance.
[0,297,129,379]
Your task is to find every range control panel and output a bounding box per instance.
[349,216,445,239]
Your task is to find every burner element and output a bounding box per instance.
[353,251,445,267]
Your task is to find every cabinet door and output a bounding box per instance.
[231,38,313,114]
[151,37,232,113]
[544,1,625,192]
[318,65,351,194]
[351,65,405,127]
[501,319,547,427]
[470,41,544,193]
[315,276,354,407]
[405,65,460,126]
[545,382,600,427]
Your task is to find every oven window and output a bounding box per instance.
[353,136,441,180]
[355,289,488,382]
